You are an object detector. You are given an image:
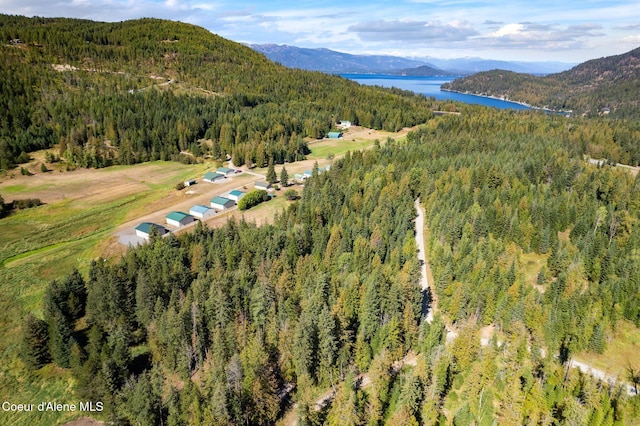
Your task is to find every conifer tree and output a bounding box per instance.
[266,158,277,184]
[21,314,51,370]
[280,165,289,186]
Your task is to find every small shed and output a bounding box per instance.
[211,196,235,211]
[184,179,197,187]
[135,222,168,239]
[254,181,272,190]
[203,172,225,183]
[293,173,304,183]
[303,170,313,179]
[166,211,195,227]
[327,131,343,139]
[190,205,216,220]
[338,120,351,129]
[216,167,235,177]
[228,190,246,202]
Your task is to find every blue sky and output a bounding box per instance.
[3,0,640,62]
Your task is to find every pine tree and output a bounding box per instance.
[317,306,338,387]
[280,165,289,186]
[21,314,51,370]
[266,158,277,184]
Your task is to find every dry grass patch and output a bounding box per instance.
[575,320,640,379]
[520,251,548,293]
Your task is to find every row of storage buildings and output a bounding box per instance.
[134,189,248,239]
[203,167,238,183]
[134,165,278,240]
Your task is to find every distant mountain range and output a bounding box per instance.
[420,57,576,75]
[442,46,640,117]
[249,44,575,75]
[249,44,432,74]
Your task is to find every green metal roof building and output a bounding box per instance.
[135,222,168,239]
[204,171,225,182]
[211,196,235,210]
[166,211,195,227]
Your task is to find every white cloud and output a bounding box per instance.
[348,19,478,43]
[489,23,524,38]
[622,34,640,44]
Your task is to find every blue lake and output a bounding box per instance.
[341,74,530,110]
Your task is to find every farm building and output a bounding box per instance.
[190,205,216,220]
[166,211,195,227]
[337,120,351,129]
[293,173,305,183]
[216,167,236,177]
[203,172,225,183]
[228,190,246,202]
[254,181,272,190]
[184,179,197,187]
[211,196,235,211]
[303,170,313,178]
[327,131,343,139]
[135,222,168,239]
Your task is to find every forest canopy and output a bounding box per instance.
[0,14,436,170]
[28,109,640,425]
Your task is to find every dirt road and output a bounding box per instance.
[415,198,434,323]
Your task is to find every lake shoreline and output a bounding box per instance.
[342,74,532,110]
[440,87,533,109]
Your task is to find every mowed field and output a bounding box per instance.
[0,125,405,425]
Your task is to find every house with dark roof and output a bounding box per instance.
[254,181,272,190]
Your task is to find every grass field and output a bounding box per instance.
[306,126,410,161]
[575,320,640,379]
[520,251,548,293]
[307,138,377,160]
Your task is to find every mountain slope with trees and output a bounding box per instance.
[442,46,640,117]
[0,15,436,169]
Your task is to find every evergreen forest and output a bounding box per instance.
[4,12,640,426]
[0,15,434,170]
[26,109,640,425]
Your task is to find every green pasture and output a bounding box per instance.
[0,161,207,425]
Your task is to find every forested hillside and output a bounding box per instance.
[24,109,640,425]
[0,15,435,169]
[442,46,640,117]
